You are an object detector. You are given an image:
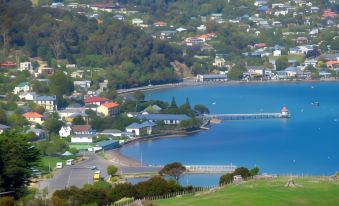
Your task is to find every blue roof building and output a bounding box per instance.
[138,114,190,125]
[95,140,120,151]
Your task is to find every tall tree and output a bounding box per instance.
[0,133,40,196]
[170,96,177,108]
[159,162,186,183]
[49,71,74,97]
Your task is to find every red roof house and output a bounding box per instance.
[322,10,336,18]
[0,61,16,68]
[84,96,109,105]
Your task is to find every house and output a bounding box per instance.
[246,66,266,76]
[154,21,167,27]
[72,125,96,135]
[34,96,57,111]
[84,96,109,106]
[71,134,95,143]
[196,74,227,82]
[198,34,210,42]
[326,61,339,70]
[58,108,87,120]
[289,47,303,55]
[98,129,122,137]
[197,25,207,31]
[113,14,125,21]
[212,56,226,68]
[22,112,44,124]
[176,27,187,32]
[126,121,156,136]
[132,18,143,26]
[0,61,16,68]
[65,113,89,124]
[74,81,91,92]
[185,37,204,46]
[94,140,120,151]
[38,66,54,75]
[59,126,72,137]
[138,114,190,125]
[19,62,33,72]
[19,92,37,101]
[273,49,281,57]
[304,59,318,67]
[296,37,308,44]
[97,102,120,116]
[0,124,10,134]
[13,82,30,94]
[322,10,336,18]
[71,70,84,78]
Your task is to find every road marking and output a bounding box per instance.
[67,169,73,187]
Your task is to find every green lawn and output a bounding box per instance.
[155,177,339,206]
[38,156,66,173]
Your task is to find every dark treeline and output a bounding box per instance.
[0,0,183,87]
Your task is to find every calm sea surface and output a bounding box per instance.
[121,82,339,185]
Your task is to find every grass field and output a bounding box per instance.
[155,177,339,206]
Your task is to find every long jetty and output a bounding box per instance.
[185,165,237,173]
[204,113,289,121]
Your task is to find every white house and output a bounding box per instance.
[59,126,72,137]
[71,134,95,143]
[197,25,207,31]
[126,121,156,136]
[19,62,33,72]
[19,92,37,101]
[273,49,281,56]
[13,82,30,94]
[132,18,143,26]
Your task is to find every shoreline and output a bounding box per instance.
[105,129,208,167]
[117,78,339,95]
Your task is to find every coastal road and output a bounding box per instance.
[38,152,161,194]
[38,152,111,194]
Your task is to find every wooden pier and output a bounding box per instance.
[185,165,237,173]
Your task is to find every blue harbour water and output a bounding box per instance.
[121,82,339,185]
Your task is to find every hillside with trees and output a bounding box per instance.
[0,0,184,88]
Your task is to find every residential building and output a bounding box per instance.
[97,102,120,116]
[126,121,156,136]
[144,105,162,114]
[13,82,30,94]
[132,18,143,26]
[19,92,37,101]
[246,66,266,76]
[94,140,120,151]
[212,56,226,68]
[27,128,46,140]
[326,61,339,70]
[71,134,95,143]
[154,21,167,27]
[19,62,33,72]
[22,112,44,124]
[74,81,91,92]
[273,50,281,56]
[84,96,109,106]
[38,66,54,76]
[59,126,72,137]
[196,74,227,82]
[138,114,190,125]
[34,96,57,111]
[72,125,96,135]
[0,124,10,134]
[98,129,122,137]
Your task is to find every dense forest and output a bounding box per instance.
[0,0,184,87]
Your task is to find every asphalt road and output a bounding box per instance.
[38,152,111,194]
[38,152,161,194]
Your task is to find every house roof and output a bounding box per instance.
[95,140,119,147]
[138,114,190,121]
[0,124,10,129]
[326,60,339,66]
[35,96,56,101]
[72,125,92,132]
[126,121,156,129]
[23,112,43,118]
[85,96,108,104]
[247,66,266,70]
[100,129,122,134]
[101,102,119,109]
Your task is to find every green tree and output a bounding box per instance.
[72,115,85,125]
[170,96,177,108]
[43,114,63,134]
[49,72,74,97]
[0,109,7,124]
[250,167,259,177]
[194,104,209,114]
[233,167,250,179]
[219,173,234,185]
[0,133,40,196]
[159,162,186,183]
[107,165,118,177]
[134,176,171,198]
[276,56,289,71]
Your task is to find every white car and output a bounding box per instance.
[56,162,63,169]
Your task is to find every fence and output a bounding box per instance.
[110,185,221,206]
